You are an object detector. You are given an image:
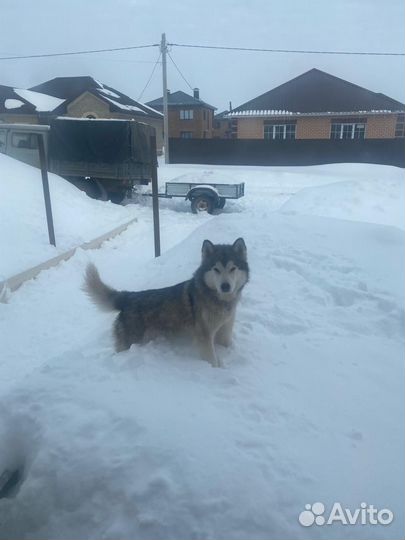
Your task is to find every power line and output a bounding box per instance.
[0,44,159,61]
[137,52,162,101]
[167,51,194,92]
[0,41,402,61]
[169,42,405,57]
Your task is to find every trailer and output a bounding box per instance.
[153,181,245,213]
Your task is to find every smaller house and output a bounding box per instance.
[216,69,404,141]
[146,89,216,138]
[1,77,164,151]
[30,76,163,150]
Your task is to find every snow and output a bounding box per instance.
[4,99,25,110]
[14,89,64,112]
[0,153,134,280]
[101,95,163,117]
[0,155,404,539]
[280,175,404,230]
[225,111,398,117]
[103,95,145,113]
[97,88,121,99]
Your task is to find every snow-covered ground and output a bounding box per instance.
[0,156,404,539]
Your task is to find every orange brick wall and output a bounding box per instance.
[168,107,213,138]
[366,115,396,138]
[230,114,399,140]
[237,118,263,139]
[0,114,39,124]
[296,117,331,139]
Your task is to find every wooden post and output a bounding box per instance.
[161,33,170,164]
[37,133,56,247]
[150,134,161,257]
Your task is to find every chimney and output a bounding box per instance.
[229,101,233,112]
[193,88,200,100]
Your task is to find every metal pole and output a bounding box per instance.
[37,133,56,246]
[150,134,161,257]
[161,32,170,164]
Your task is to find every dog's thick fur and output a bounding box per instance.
[84,238,249,367]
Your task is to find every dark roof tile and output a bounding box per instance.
[232,69,404,114]
[146,90,216,110]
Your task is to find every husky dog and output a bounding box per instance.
[84,238,249,367]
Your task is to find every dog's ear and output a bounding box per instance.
[232,237,247,260]
[202,239,215,259]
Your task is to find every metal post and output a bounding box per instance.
[161,32,170,164]
[37,133,56,247]
[150,134,161,257]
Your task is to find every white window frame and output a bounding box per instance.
[330,122,365,140]
[180,109,194,120]
[264,123,296,140]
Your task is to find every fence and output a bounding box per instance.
[169,138,405,167]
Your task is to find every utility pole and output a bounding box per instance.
[161,33,169,164]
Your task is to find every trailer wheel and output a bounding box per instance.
[191,195,215,214]
[217,197,226,209]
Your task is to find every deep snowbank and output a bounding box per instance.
[0,153,134,279]
[0,160,404,539]
[279,176,404,229]
[1,207,404,539]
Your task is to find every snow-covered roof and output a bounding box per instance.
[4,99,25,110]
[0,84,65,114]
[14,89,65,112]
[29,76,163,119]
[223,109,399,119]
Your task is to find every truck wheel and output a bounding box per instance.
[109,192,126,204]
[191,195,215,214]
[217,197,226,209]
[93,180,109,201]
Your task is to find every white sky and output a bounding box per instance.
[1,0,404,111]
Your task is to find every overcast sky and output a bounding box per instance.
[1,0,404,112]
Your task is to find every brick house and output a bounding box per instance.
[1,77,164,150]
[146,89,216,138]
[213,69,404,141]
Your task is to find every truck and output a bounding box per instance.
[0,118,156,203]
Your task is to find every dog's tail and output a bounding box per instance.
[83,263,121,312]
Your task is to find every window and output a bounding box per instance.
[11,132,38,149]
[0,130,6,153]
[330,122,365,139]
[180,109,193,120]
[395,114,405,137]
[230,119,238,139]
[180,131,193,138]
[264,123,296,140]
